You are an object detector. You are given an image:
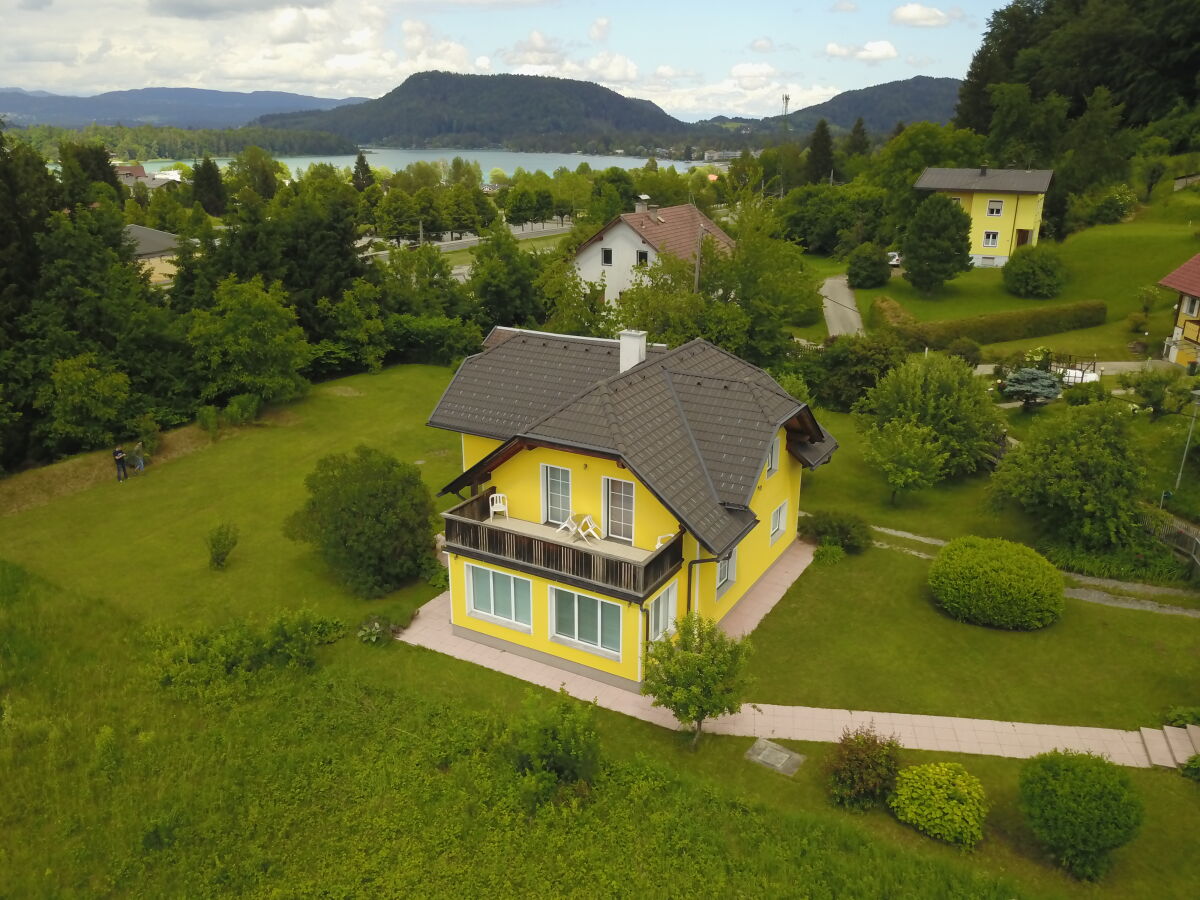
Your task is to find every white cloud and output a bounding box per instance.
[587,51,637,83]
[475,55,492,70]
[824,40,898,63]
[830,1,857,11]
[588,17,610,42]
[18,0,54,10]
[749,37,774,53]
[890,4,958,27]
[730,61,777,91]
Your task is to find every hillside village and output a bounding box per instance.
[2,1,1200,896]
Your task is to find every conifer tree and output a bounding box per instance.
[805,119,835,185]
[352,151,374,192]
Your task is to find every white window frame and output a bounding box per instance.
[1185,295,1199,317]
[551,586,622,658]
[647,582,677,642]
[765,435,780,476]
[541,463,571,526]
[986,199,1004,217]
[770,500,789,544]
[716,546,738,597]
[466,564,533,632]
[600,247,613,266]
[636,249,649,266]
[982,231,999,248]
[602,476,636,544]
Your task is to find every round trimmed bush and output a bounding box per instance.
[928,536,1064,630]
[1019,750,1142,880]
[888,762,987,849]
[847,241,891,289]
[1002,244,1067,299]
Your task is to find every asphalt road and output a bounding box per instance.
[820,275,864,336]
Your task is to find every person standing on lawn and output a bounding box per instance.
[132,440,145,475]
[113,445,127,483]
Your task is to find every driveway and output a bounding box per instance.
[820,275,864,336]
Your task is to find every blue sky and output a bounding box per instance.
[0,1,1006,119]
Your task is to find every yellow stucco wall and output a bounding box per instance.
[688,427,802,624]
[446,552,684,683]
[489,445,680,552]
[938,190,1044,259]
[461,433,503,470]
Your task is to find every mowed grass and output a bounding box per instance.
[0,363,1198,896]
[441,230,566,268]
[801,409,1036,543]
[850,189,1200,359]
[747,547,1200,728]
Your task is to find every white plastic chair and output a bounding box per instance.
[555,514,580,538]
[488,493,508,520]
[578,515,602,544]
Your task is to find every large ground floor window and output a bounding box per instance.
[467,564,532,629]
[648,582,677,641]
[552,587,621,655]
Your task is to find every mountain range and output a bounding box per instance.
[0,74,962,147]
[0,87,367,129]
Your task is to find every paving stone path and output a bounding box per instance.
[400,542,1155,768]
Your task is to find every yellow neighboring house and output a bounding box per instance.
[914,166,1054,267]
[1161,252,1200,366]
[427,328,838,689]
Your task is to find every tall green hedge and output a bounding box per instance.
[928,536,1064,630]
[871,297,1107,349]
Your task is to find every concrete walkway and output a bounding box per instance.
[399,540,1153,768]
[820,275,864,336]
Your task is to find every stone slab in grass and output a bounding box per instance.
[745,738,805,776]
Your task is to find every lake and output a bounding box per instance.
[142,147,698,178]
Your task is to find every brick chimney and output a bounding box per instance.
[619,330,647,372]
[980,164,989,176]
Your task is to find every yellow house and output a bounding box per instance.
[914,166,1054,267]
[1161,252,1200,366]
[427,328,837,689]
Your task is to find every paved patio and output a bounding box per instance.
[400,541,1152,769]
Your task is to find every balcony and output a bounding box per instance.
[442,488,684,603]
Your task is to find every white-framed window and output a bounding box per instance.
[647,582,676,642]
[542,464,571,525]
[948,196,962,205]
[467,564,532,630]
[603,477,635,544]
[770,500,789,544]
[552,587,621,655]
[636,249,649,266]
[986,199,1004,217]
[981,256,997,267]
[716,546,738,596]
[765,435,780,476]
[1185,295,1199,317]
[601,247,613,266]
[983,231,999,248]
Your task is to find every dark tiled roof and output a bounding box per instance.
[427,327,669,439]
[915,167,1054,194]
[124,224,178,258]
[431,331,837,555]
[1161,253,1200,299]
[576,203,735,262]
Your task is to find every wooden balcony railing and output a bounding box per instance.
[442,488,684,602]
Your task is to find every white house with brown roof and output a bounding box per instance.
[574,200,735,302]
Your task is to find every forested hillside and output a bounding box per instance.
[0,87,366,129]
[259,71,688,149]
[9,123,359,161]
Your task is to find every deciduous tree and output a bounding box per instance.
[642,612,751,750]
[862,420,948,503]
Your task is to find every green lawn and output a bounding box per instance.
[802,410,1036,543]
[850,190,1200,360]
[747,547,1200,728]
[3,364,1199,897]
[442,231,566,269]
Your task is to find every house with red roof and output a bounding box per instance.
[574,199,734,302]
[1161,253,1200,365]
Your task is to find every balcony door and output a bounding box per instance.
[542,464,572,525]
[603,477,635,543]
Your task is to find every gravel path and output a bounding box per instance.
[820,275,863,336]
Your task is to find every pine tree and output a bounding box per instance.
[192,156,226,216]
[805,119,835,185]
[846,117,870,157]
[900,195,972,294]
[352,151,374,192]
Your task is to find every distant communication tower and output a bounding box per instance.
[782,93,790,131]
[780,93,791,197]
